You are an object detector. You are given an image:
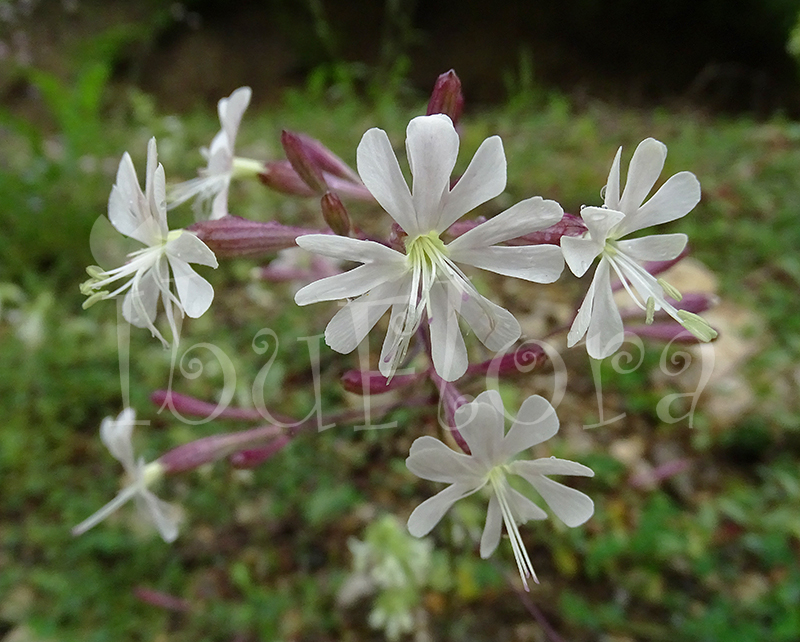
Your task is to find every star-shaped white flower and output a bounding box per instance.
[561,137,717,359]
[294,114,565,382]
[168,86,262,219]
[72,408,182,542]
[406,390,594,589]
[81,137,218,347]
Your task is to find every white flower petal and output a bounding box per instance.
[71,484,139,536]
[166,231,218,267]
[507,486,549,523]
[437,135,507,232]
[511,457,595,477]
[406,436,483,483]
[429,281,468,381]
[581,206,625,243]
[295,263,404,306]
[378,298,409,377]
[108,153,152,245]
[503,395,560,455]
[618,138,667,214]
[451,244,564,284]
[567,264,599,347]
[145,137,158,209]
[121,264,161,330]
[615,233,688,262]
[206,136,232,172]
[149,163,168,238]
[455,398,506,469]
[561,235,602,278]
[406,114,459,231]
[617,171,701,236]
[135,489,182,543]
[210,184,230,220]
[218,86,251,144]
[447,196,563,251]
[357,127,417,234]
[99,408,137,471]
[168,258,214,319]
[167,174,225,212]
[585,260,624,359]
[523,474,595,527]
[407,481,480,537]
[472,389,505,416]
[295,234,405,265]
[603,147,622,209]
[324,278,406,354]
[480,493,503,558]
[456,288,520,353]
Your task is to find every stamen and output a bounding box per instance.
[489,469,537,590]
[606,254,646,310]
[677,310,718,342]
[645,297,656,324]
[657,278,683,302]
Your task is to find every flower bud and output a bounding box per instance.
[151,390,264,421]
[229,435,291,469]
[467,343,547,377]
[619,293,717,322]
[188,216,321,258]
[259,160,316,196]
[341,369,421,395]
[447,213,587,246]
[428,370,470,454]
[507,213,588,246]
[133,588,191,612]
[158,424,284,474]
[674,292,719,314]
[282,130,327,194]
[625,322,709,344]
[293,133,361,183]
[321,191,351,236]
[427,69,464,125]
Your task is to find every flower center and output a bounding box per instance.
[377,231,451,373]
[405,230,449,268]
[379,230,502,376]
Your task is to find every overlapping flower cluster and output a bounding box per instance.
[75,76,717,592]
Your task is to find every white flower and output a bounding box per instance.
[81,137,218,347]
[405,390,594,589]
[72,408,182,542]
[168,86,262,219]
[561,137,717,359]
[294,114,565,382]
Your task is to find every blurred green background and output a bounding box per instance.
[2,1,800,641]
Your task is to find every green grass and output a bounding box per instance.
[1,71,799,641]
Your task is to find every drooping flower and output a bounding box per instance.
[168,86,263,219]
[81,137,218,347]
[405,390,594,589]
[72,408,182,542]
[561,137,717,359]
[294,114,565,382]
